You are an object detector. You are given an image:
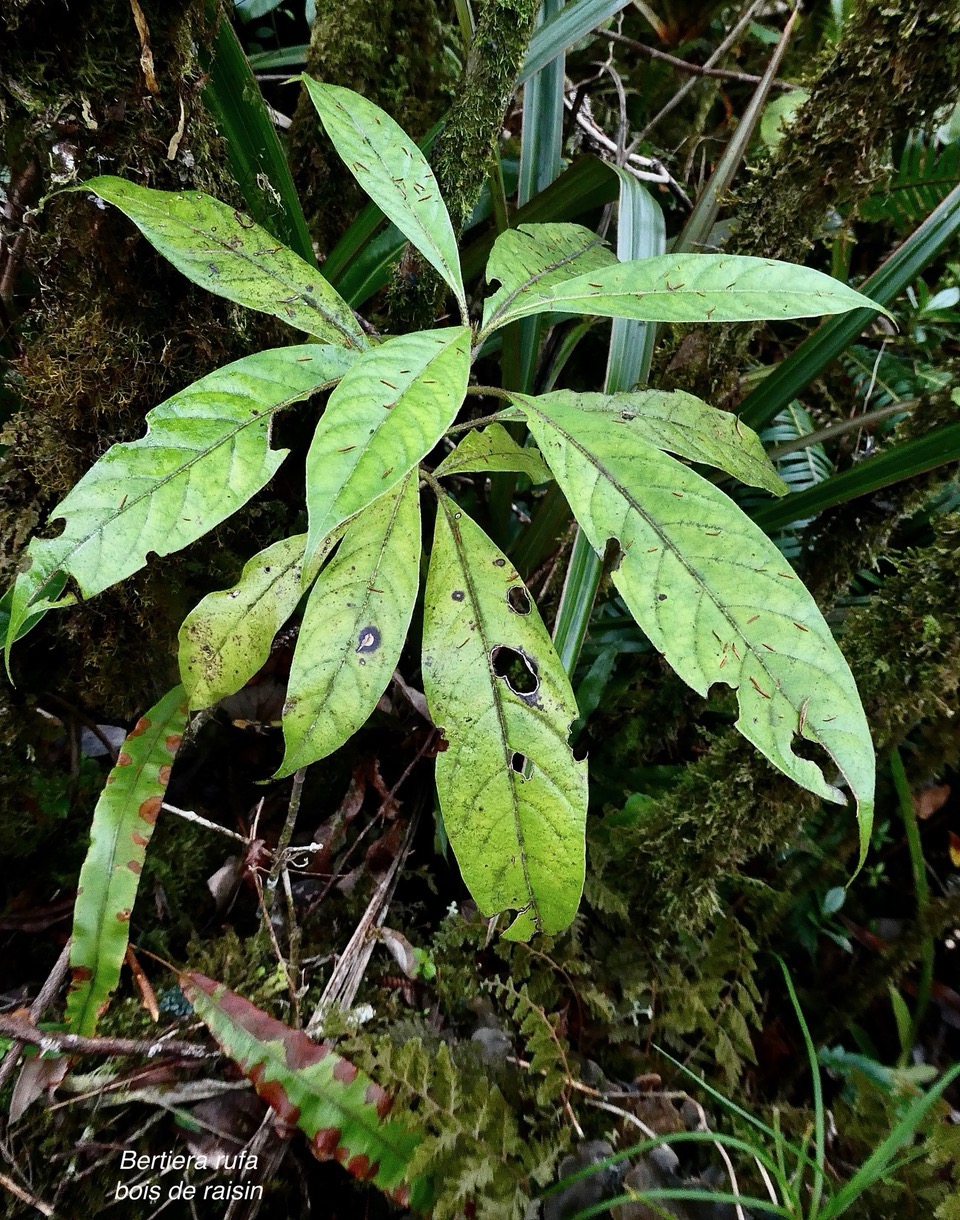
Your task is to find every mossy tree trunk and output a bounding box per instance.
[0,0,273,718]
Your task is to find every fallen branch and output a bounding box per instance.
[0,1013,215,1061]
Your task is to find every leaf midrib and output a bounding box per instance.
[482,234,608,335]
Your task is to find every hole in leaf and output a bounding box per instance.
[507,586,531,615]
[510,752,526,772]
[491,646,540,699]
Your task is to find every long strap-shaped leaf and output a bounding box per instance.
[518,394,875,863]
[518,0,633,84]
[181,973,430,1212]
[6,345,357,660]
[422,495,587,940]
[278,476,421,777]
[301,79,467,320]
[81,177,366,347]
[304,326,470,562]
[479,253,885,337]
[66,686,188,1036]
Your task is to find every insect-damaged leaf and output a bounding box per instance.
[5,345,355,661]
[519,394,875,864]
[181,973,430,1211]
[481,222,617,333]
[66,686,188,1036]
[524,389,787,495]
[278,475,420,777]
[434,423,553,484]
[304,326,470,565]
[480,253,885,335]
[81,177,367,348]
[422,496,587,940]
[301,79,466,318]
[179,534,307,710]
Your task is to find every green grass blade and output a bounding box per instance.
[519,0,633,84]
[66,687,188,1036]
[739,182,960,431]
[552,173,665,677]
[201,10,316,265]
[752,420,960,530]
[779,957,826,1218]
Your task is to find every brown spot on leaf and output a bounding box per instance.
[346,1154,379,1181]
[128,716,151,738]
[132,832,149,848]
[249,1061,302,1126]
[127,860,142,875]
[365,1081,393,1119]
[356,626,381,654]
[116,752,133,767]
[312,1127,343,1160]
[158,764,172,785]
[116,908,132,922]
[391,1185,411,1208]
[332,1057,359,1085]
[165,734,182,753]
[71,966,93,983]
[139,797,162,824]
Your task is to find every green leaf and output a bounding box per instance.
[518,0,633,85]
[304,326,470,563]
[278,475,421,777]
[80,176,366,347]
[481,222,616,332]
[434,424,552,483]
[66,687,188,1036]
[181,972,430,1212]
[530,389,787,495]
[518,394,875,863]
[179,534,308,710]
[421,495,588,940]
[200,13,316,265]
[301,78,466,318]
[5,344,357,658]
[480,254,885,336]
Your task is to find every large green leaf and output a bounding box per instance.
[181,973,430,1211]
[301,79,466,318]
[66,686,188,1036]
[480,254,884,337]
[434,423,552,483]
[529,390,788,495]
[278,475,421,777]
[179,534,308,710]
[481,222,616,333]
[81,177,366,347]
[5,345,356,659]
[518,0,633,84]
[518,394,875,863]
[422,496,588,940]
[304,326,470,563]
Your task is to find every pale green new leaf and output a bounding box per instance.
[519,394,875,863]
[301,78,466,318]
[179,534,307,709]
[278,475,420,777]
[67,686,188,1036]
[304,326,470,564]
[434,424,552,483]
[81,176,366,348]
[528,389,788,495]
[5,345,357,658]
[481,222,616,332]
[481,253,885,336]
[422,496,588,940]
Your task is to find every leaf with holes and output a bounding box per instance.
[81,177,367,347]
[5,345,356,663]
[422,495,587,940]
[304,326,470,564]
[181,972,431,1211]
[481,222,616,332]
[66,686,188,1036]
[179,534,307,709]
[434,423,552,483]
[528,389,787,495]
[480,253,885,336]
[301,78,466,317]
[518,393,875,864]
[278,474,420,777]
